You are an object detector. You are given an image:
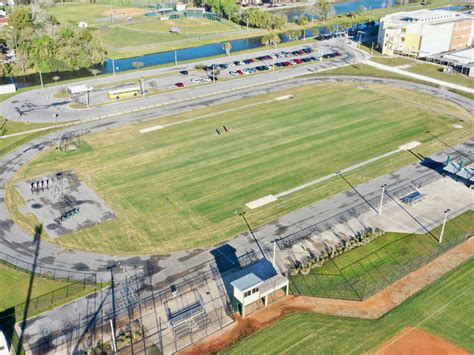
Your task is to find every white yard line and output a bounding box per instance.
[245,142,421,209]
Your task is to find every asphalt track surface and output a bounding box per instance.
[1,72,473,287]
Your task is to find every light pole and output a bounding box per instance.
[439,209,450,244]
[174,50,178,66]
[112,58,116,76]
[53,113,59,127]
[272,240,277,267]
[140,76,145,96]
[378,184,387,215]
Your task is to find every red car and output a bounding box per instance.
[175,82,184,88]
[294,59,303,64]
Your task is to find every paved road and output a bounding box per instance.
[0,39,365,123]
[0,73,472,286]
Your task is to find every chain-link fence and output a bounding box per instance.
[288,209,473,301]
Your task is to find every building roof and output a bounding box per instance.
[231,273,263,292]
[384,9,470,25]
[427,47,474,66]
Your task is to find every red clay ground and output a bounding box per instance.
[375,328,469,355]
[182,238,474,354]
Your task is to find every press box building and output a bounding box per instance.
[377,9,474,58]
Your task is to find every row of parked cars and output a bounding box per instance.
[174,47,343,87]
[202,47,317,72]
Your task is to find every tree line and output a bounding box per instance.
[0,5,106,77]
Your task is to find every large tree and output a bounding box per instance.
[311,0,335,21]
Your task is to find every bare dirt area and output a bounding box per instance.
[182,238,474,354]
[102,7,147,18]
[375,328,469,355]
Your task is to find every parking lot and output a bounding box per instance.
[70,43,346,107]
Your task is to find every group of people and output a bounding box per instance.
[215,125,229,135]
[30,178,53,193]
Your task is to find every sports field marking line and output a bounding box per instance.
[375,283,474,354]
[245,141,421,209]
[139,96,284,134]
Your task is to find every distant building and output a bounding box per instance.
[378,10,474,58]
[175,2,186,12]
[427,47,474,77]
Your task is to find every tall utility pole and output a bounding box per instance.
[174,50,178,66]
[112,58,116,76]
[378,184,387,215]
[439,209,450,243]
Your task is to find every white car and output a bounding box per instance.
[201,76,212,82]
[191,78,201,84]
[229,71,239,77]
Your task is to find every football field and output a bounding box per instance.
[9,82,472,254]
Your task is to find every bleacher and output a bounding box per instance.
[168,301,208,339]
[400,191,424,205]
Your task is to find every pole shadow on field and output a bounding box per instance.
[337,172,378,214]
[16,224,43,354]
[426,131,472,160]
[385,192,437,240]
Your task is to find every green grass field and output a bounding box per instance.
[46,3,143,25]
[225,257,474,354]
[370,56,474,89]
[8,82,472,254]
[289,210,474,300]
[99,18,251,58]
[0,263,97,316]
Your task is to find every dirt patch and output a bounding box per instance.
[181,238,474,354]
[375,328,469,355]
[102,7,147,18]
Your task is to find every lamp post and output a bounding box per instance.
[112,58,116,76]
[439,209,450,244]
[378,184,387,215]
[140,76,145,96]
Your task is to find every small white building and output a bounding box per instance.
[78,21,88,28]
[231,273,288,317]
[175,2,186,12]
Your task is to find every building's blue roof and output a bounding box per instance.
[231,273,263,292]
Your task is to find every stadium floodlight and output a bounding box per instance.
[378,184,387,215]
[439,209,451,244]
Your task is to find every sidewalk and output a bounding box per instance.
[363,60,474,94]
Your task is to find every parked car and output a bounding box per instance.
[191,78,201,84]
[179,70,189,75]
[201,76,212,82]
[175,82,184,88]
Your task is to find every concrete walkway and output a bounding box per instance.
[364,60,474,94]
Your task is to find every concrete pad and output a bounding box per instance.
[16,171,116,238]
[139,125,165,134]
[399,141,421,151]
[246,195,278,209]
[274,95,293,101]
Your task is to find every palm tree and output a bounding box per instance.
[261,33,281,47]
[132,61,144,71]
[223,42,232,56]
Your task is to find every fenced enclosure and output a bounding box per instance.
[288,210,473,301]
